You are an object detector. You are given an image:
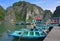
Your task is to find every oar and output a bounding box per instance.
[42,29,48,35]
[18,36,21,41]
[7,30,11,33]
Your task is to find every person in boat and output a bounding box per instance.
[42,28,49,35]
[30,28,34,31]
[30,24,34,31]
[33,22,38,31]
[33,22,36,29]
[30,22,36,31]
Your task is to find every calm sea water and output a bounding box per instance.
[0,21,44,41]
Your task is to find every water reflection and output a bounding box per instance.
[0,32,13,41]
[4,21,15,32]
[0,34,2,37]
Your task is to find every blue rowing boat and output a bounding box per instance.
[9,29,46,38]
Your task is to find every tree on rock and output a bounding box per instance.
[53,6,60,17]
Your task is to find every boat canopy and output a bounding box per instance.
[33,16,41,20]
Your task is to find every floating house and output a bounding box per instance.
[50,17,60,26]
[50,17,60,24]
[32,16,41,24]
[46,17,60,26]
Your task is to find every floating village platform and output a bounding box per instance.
[44,26,60,41]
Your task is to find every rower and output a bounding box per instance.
[33,22,36,29]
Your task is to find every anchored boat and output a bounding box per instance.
[9,29,46,38]
[9,16,49,38]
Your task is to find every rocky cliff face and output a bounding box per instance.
[5,7,16,23]
[5,1,52,22]
[43,10,52,22]
[53,6,60,17]
[0,6,6,21]
[5,1,44,21]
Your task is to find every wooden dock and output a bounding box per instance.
[44,26,60,41]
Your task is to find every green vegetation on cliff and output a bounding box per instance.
[0,1,53,22]
[53,6,60,17]
[43,10,52,22]
[0,6,6,21]
[12,1,44,21]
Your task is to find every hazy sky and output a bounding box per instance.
[0,0,60,12]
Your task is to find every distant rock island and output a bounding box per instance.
[0,1,60,22]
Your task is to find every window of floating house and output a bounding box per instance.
[54,20,58,23]
[52,20,58,24]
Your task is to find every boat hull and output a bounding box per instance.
[9,30,46,39]
[13,36,46,39]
